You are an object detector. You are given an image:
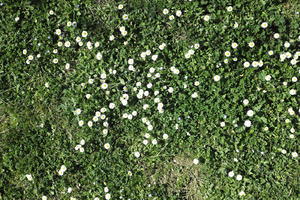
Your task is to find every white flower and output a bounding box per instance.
[238,191,246,196]
[104,187,109,193]
[289,134,295,139]
[292,152,298,158]
[122,14,128,20]
[82,31,88,37]
[203,15,210,21]
[88,121,93,127]
[128,65,135,71]
[151,55,158,61]
[128,58,134,65]
[284,41,290,48]
[261,22,268,28]
[168,87,174,93]
[78,120,84,127]
[60,165,67,172]
[248,42,255,48]
[15,16,20,22]
[213,75,221,82]
[42,196,47,200]
[67,187,72,193]
[100,73,107,80]
[176,10,182,17]
[67,21,72,27]
[101,83,108,89]
[127,114,133,120]
[121,30,127,36]
[288,107,295,115]
[163,9,169,15]
[265,75,271,81]
[290,59,297,65]
[244,120,252,127]
[247,110,254,117]
[268,50,274,56]
[163,134,169,139]
[154,97,160,103]
[152,139,158,145]
[146,50,151,56]
[80,139,85,145]
[58,170,64,176]
[75,36,81,42]
[281,149,287,154]
[188,49,195,55]
[143,139,148,145]
[134,152,140,158]
[194,81,200,86]
[285,52,292,58]
[194,43,200,49]
[118,4,124,9]
[104,143,110,150]
[96,52,102,60]
[280,53,287,61]
[88,78,94,84]
[243,61,250,68]
[274,33,280,39]
[105,193,111,200]
[252,61,259,67]
[49,10,54,15]
[159,43,166,50]
[55,29,61,35]
[147,124,153,131]
[220,122,226,127]
[86,94,91,99]
[140,52,147,59]
[231,42,238,49]
[109,35,115,41]
[224,51,231,57]
[64,41,71,47]
[28,55,34,60]
[169,15,175,20]
[193,158,199,165]
[234,22,239,28]
[109,103,115,109]
[228,171,235,177]
[191,92,198,98]
[79,147,84,153]
[289,89,296,95]
[144,133,150,138]
[119,26,126,32]
[87,41,93,49]
[53,58,58,64]
[290,127,295,133]
[94,42,100,48]
[75,144,81,150]
[292,77,298,82]
[144,91,149,96]
[236,174,243,181]
[226,6,233,12]
[65,63,70,70]
[25,174,33,181]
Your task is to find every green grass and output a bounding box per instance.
[0,0,299,199]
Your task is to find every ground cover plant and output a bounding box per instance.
[0,0,299,199]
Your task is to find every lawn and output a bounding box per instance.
[0,0,299,199]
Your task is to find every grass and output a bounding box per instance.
[0,0,300,199]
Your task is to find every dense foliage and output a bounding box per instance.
[0,0,299,199]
